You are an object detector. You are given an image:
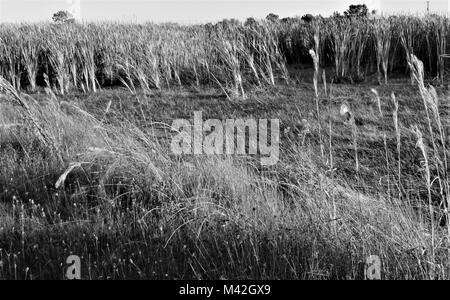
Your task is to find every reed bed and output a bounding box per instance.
[2,14,450,94]
[0,21,288,96]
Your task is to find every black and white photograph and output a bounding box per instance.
[0,0,449,284]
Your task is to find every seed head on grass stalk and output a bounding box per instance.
[309,49,324,159]
[391,92,401,200]
[371,88,383,117]
[372,88,391,201]
[309,49,319,98]
[410,55,448,211]
[410,54,450,276]
[339,102,359,172]
[412,125,436,279]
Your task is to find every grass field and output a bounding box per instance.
[0,15,449,280]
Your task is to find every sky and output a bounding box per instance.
[0,0,449,23]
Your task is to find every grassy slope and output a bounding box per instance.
[0,79,448,279]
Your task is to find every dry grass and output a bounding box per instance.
[0,14,449,280]
[0,68,449,279]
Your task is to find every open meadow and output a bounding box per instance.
[0,14,449,280]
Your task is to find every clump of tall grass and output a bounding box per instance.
[399,16,424,85]
[373,18,393,84]
[408,54,450,278]
[325,17,353,79]
[349,18,370,80]
[433,16,448,85]
[0,75,63,162]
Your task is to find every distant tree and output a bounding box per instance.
[344,4,369,18]
[301,14,314,23]
[205,22,214,32]
[281,17,295,24]
[230,18,241,24]
[227,18,241,27]
[266,13,279,22]
[52,10,75,23]
[332,11,343,19]
[216,18,241,30]
[244,17,257,27]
